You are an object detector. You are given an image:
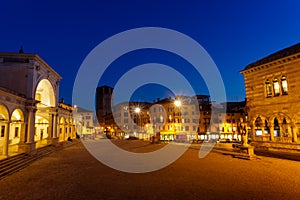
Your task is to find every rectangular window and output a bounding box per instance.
[273,79,280,96]
[281,76,288,95]
[1,126,5,137]
[14,127,19,137]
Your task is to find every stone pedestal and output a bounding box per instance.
[18,142,37,155]
[239,145,256,160]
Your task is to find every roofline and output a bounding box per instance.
[0,52,62,80]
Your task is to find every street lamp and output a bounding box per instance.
[135,107,141,114]
[174,99,182,141]
[135,107,141,138]
[174,100,181,107]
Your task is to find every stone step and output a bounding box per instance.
[0,153,29,170]
[0,155,31,174]
[0,140,81,180]
[37,145,58,155]
[0,155,39,179]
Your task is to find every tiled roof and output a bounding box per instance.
[244,42,300,70]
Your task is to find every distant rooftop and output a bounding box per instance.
[244,42,300,70]
[77,107,93,113]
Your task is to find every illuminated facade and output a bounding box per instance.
[103,101,151,139]
[73,106,95,138]
[97,85,246,142]
[155,96,199,142]
[0,52,76,158]
[240,42,300,150]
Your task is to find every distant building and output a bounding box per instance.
[155,96,199,142]
[218,101,246,141]
[102,101,151,139]
[96,85,113,125]
[73,106,95,138]
[96,86,246,142]
[240,42,300,150]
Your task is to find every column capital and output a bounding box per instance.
[26,106,37,113]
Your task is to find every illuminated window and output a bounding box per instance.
[281,76,288,95]
[265,80,272,97]
[160,115,164,123]
[273,78,280,96]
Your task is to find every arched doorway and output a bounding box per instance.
[0,105,9,156]
[9,109,25,154]
[35,79,56,147]
[59,117,65,142]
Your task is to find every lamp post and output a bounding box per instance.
[135,107,141,138]
[174,99,182,141]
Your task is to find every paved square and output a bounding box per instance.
[0,140,299,200]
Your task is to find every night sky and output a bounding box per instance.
[1,0,300,108]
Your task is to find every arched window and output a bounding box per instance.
[255,117,263,128]
[274,118,280,137]
[281,76,288,95]
[265,79,272,97]
[255,117,263,136]
[264,120,269,134]
[273,78,280,96]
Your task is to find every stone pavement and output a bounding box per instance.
[0,140,299,200]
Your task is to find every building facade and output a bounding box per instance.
[73,106,95,139]
[0,52,76,158]
[96,84,247,143]
[240,42,300,150]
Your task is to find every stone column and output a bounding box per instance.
[17,122,27,153]
[47,113,54,145]
[270,125,274,142]
[291,123,298,143]
[19,122,26,144]
[261,127,265,138]
[250,125,255,140]
[53,114,58,138]
[26,106,37,155]
[2,122,10,157]
[55,114,59,139]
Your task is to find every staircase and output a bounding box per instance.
[0,153,31,179]
[0,139,80,180]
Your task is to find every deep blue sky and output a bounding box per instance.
[1,0,300,105]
